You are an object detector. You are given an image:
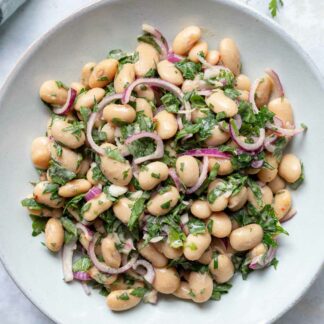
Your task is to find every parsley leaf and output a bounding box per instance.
[61,217,77,244]
[187,217,206,235]
[137,34,161,53]
[128,194,149,231]
[130,287,148,298]
[72,256,92,272]
[21,197,43,211]
[161,92,181,113]
[210,283,232,301]
[30,215,47,236]
[175,60,202,80]
[48,161,76,185]
[104,147,126,163]
[268,0,284,18]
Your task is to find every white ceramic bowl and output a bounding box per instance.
[0,0,323,323]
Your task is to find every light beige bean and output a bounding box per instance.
[86,163,101,185]
[173,281,191,300]
[184,232,211,261]
[279,154,302,183]
[205,124,230,146]
[106,289,141,311]
[206,50,220,65]
[82,192,112,221]
[157,60,184,86]
[198,246,213,265]
[235,74,251,91]
[45,218,64,252]
[147,186,180,216]
[58,179,91,198]
[181,79,199,93]
[273,189,292,220]
[255,75,272,108]
[219,38,240,75]
[113,197,133,224]
[188,41,208,63]
[248,243,267,259]
[101,235,121,268]
[191,108,207,122]
[153,267,180,294]
[190,200,212,219]
[135,42,160,77]
[110,279,144,291]
[137,240,168,268]
[135,98,153,119]
[206,90,238,117]
[154,240,183,259]
[208,157,233,176]
[228,186,248,211]
[208,180,229,212]
[268,97,294,127]
[209,212,232,238]
[176,155,200,187]
[114,63,135,93]
[50,142,82,173]
[230,224,263,251]
[81,62,96,88]
[102,103,136,125]
[39,80,68,106]
[188,271,213,303]
[138,161,169,190]
[89,59,118,88]
[100,143,132,186]
[257,153,278,183]
[70,82,85,94]
[134,84,155,101]
[154,110,178,139]
[74,88,105,111]
[31,137,51,169]
[238,90,249,101]
[100,123,116,144]
[209,254,234,283]
[247,185,273,210]
[172,26,201,55]
[88,266,117,285]
[33,181,64,208]
[51,118,85,149]
[268,175,286,194]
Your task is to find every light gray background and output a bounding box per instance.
[0,0,323,323]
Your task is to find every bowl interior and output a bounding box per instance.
[0,0,323,323]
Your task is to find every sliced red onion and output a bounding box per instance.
[265,68,284,98]
[197,90,213,97]
[125,131,164,164]
[233,114,242,130]
[81,281,91,296]
[122,78,191,121]
[204,65,232,80]
[186,156,209,194]
[249,246,277,270]
[142,24,169,59]
[85,186,102,202]
[266,123,304,137]
[251,160,264,169]
[167,52,184,63]
[168,168,181,191]
[75,223,93,241]
[88,233,138,274]
[73,271,92,281]
[229,123,265,152]
[86,93,123,155]
[177,115,184,130]
[280,208,297,223]
[273,116,283,127]
[264,134,277,153]
[62,238,77,282]
[143,289,158,304]
[179,148,231,159]
[121,238,135,255]
[249,78,262,113]
[53,88,77,115]
[132,259,155,284]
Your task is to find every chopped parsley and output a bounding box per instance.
[175,60,202,80]
[47,161,76,185]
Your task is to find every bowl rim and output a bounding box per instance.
[0,0,323,323]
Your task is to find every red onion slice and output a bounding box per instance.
[249,246,277,270]
[179,148,231,159]
[88,233,138,274]
[132,259,155,284]
[122,78,191,121]
[197,90,213,97]
[142,24,169,59]
[62,238,77,282]
[280,208,297,223]
[229,123,265,152]
[186,156,209,194]
[81,281,91,296]
[265,68,285,98]
[233,114,242,130]
[266,123,304,137]
[251,160,264,169]
[76,223,93,241]
[73,271,92,281]
[168,168,181,191]
[85,186,102,202]
[249,78,262,113]
[53,88,77,115]
[125,131,164,164]
[143,290,158,304]
[167,52,184,63]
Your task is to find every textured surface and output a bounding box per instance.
[0,0,323,323]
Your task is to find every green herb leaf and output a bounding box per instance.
[130,287,148,298]
[268,0,284,18]
[30,215,47,236]
[175,60,202,80]
[21,197,43,211]
[128,195,148,231]
[187,217,206,235]
[137,34,161,53]
[290,162,304,189]
[48,161,76,185]
[104,147,126,163]
[210,283,232,301]
[117,292,130,300]
[72,256,92,272]
[61,217,77,244]
[161,92,181,113]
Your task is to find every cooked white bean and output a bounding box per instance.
[137,240,168,268]
[154,240,183,259]
[33,181,64,208]
[31,137,51,169]
[247,185,273,210]
[101,235,122,268]
[198,246,213,265]
[88,266,117,285]
[188,41,208,63]
[257,153,278,183]
[134,84,155,101]
[176,155,200,187]
[114,63,135,93]
[219,38,240,75]
[100,123,116,144]
[135,42,160,77]
[206,90,238,117]
[228,186,248,211]
[138,161,169,190]
[209,212,232,238]
[74,88,105,111]
[188,271,213,303]
[157,60,184,86]
[230,224,263,251]
[135,98,153,119]
[273,189,292,220]
[106,289,141,311]
[173,281,191,300]
[268,175,286,194]
[39,80,68,106]
[208,157,233,176]
[113,197,133,224]
[81,62,96,88]
[154,110,178,139]
[153,267,180,294]
[102,103,136,125]
[58,179,91,197]
[190,200,212,219]
[248,243,267,259]
[206,50,220,65]
[89,59,118,88]
[279,154,302,183]
[147,186,180,216]
[255,75,272,108]
[235,74,251,91]
[191,108,207,122]
[172,26,201,55]
[45,218,64,252]
[82,192,112,221]
[208,179,229,212]
[268,97,294,127]
[184,232,211,261]
[209,254,234,283]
